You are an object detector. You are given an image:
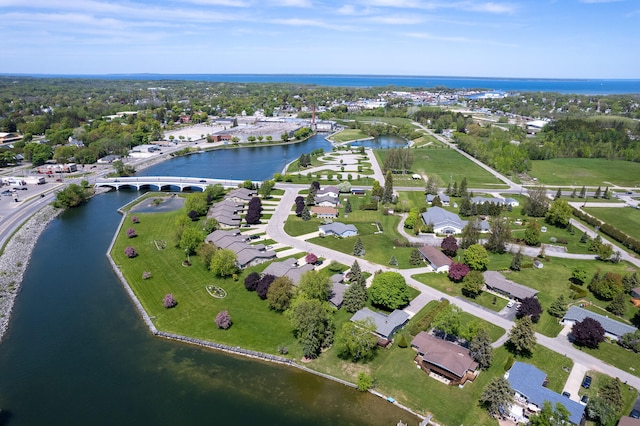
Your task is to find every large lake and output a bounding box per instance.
[0,135,417,425]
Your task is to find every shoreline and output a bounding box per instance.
[0,205,62,343]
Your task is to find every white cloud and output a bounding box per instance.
[580,0,623,3]
[367,15,424,24]
[267,0,313,7]
[175,0,251,6]
[270,18,353,31]
[404,31,516,46]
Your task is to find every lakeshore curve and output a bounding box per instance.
[105,197,426,423]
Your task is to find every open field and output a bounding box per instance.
[328,129,370,143]
[529,158,640,187]
[377,147,509,189]
[584,206,640,241]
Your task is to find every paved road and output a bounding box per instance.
[268,184,640,392]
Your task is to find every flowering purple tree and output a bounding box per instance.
[124,246,137,258]
[441,235,459,257]
[163,293,177,308]
[448,262,470,282]
[215,310,232,329]
[131,216,139,224]
[126,227,137,238]
[305,253,318,264]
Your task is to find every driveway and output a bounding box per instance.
[563,364,589,403]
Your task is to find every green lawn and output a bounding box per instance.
[328,129,370,143]
[377,147,508,189]
[584,206,640,241]
[577,342,640,378]
[111,208,303,357]
[529,158,640,187]
[578,371,639,426]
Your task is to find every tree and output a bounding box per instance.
[596,243,613,261]
[623,272,639,293]
[256,274,276,299]
[301,206,311,221]
[295,196,305,215]
[298,270,331,301]
[555,188,562,199]
[244,271,260,291]
[510,248,523,271]
[587,396,617,426]
[516,297,543,323]
[607,292,627,316]
[371,180,383,199]
[344,198,352,214]
[409,249,423,266]
[245,197,263,224]
[432,304,462,340]
[201,217,219,234]
[305,253,318,265]
[524,186,550,217]
[126,227,137,238]
[547,294,568,318]
[124,246,137,258]
[441,235,458,257]
[342,278,368,313]
[382,171,394,204]
[336,318,379,362]
[462,270,485,298]
[571,317,605,348]
[594,186,601,199]
[459,177,468,197]
[112,159,136,177]
[357,372,374,392]
[579,185,586,199]
[368,271,410,310]
[259,179,275,198]
[571,266,588,284]
[480,377,514,418]
[52,183,92,208]
[180,227,204,255]
[463,244,489,271]
[353,237,365,257]
[389,255,398,266]
[184,193,208,216]
[267,276,295,312]
[589,271,624,300]
[485,217,511,254]
[458,196,472,217]
[469,328,493,369]
[209,248,238,277]
[448,262,470,282]
[507,316,536,355]
[459,219,481,249]
[529,401,571,426]
[524,220,541,246]
[163,293,177,308]
[305,191,315,206]
[546,199,572,227]
[287,297,334,359]
[215,310,232,329]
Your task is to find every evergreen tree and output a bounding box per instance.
[623,272,639,293]
[603,186,610,199]
[459,177,468,197]
[480,377,514,418]
[555,188,562,199]
[342,276,367,313]
[547,294,568,318]
[507,316,537,355]
[451,181,458,197]
[301,206,311,221]
[460,219,481,249]
[382,170,394,204]
[409,249,423,265]
[445,182,452,195]
[510,248,523,271]
[305,191,315,206]
[344,198,352,214]
[389,255,398,266]
[579,185,586,199]
[353,238,365,256]
[458,196,472,217]
[607,292,627,316]
[470,328,494,369]
[594,186,602,199]
[349,260,362,283]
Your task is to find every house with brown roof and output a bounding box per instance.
[418,245,452,273]
[311,206,339,219]
[411,332,478,386]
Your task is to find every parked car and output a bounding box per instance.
[580,395,589,405]
[506,301,515,308]
[582,375,592,389]
[1,190,11,196]
[630,409,640,419]
[248,235,260,240]
[562,392,571,398]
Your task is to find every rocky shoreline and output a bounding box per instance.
[0,205,62,343]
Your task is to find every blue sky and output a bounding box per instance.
[1,0,638,78]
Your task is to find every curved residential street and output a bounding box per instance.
[270,181,640,395]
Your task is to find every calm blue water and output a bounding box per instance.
[7,73,640,94]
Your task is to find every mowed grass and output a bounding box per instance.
[377,147,508,189]
[529,158,640,186]
[584,206,640,241]
[328,129,370,142]
[110,209,301,357]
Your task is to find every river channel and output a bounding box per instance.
[0,135,416,425]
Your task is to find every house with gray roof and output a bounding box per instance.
[350,308,409,340]
[314,195,340,207]
[505,362,585,425]
[317,186,339,198]
[411,332,478,386]
[205,230,275,269]
[631,287,640,299]
[318,222,358,238]
[562,306,637,340]
[225,187,256,203]
[418,245,452,273]
[329,274,346,308]
[426,193,450,206]
[483,271,538,301]
[207,199,244,227]
[420,207,466,234]
[261,258,315,286]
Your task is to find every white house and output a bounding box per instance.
[318,222,358,238]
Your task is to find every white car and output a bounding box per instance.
[506,301,515,308]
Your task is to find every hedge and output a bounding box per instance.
[572,207,640,256]
[410,299,450,336]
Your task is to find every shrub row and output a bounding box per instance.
[409,299,450,336]
[569,283,587,299]
[572,207,640,255]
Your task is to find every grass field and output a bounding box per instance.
[529,158,640,187]
[584,206,640,241]
[377,147,508,189]
[328,129,370,143]
[578,371,639,426]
